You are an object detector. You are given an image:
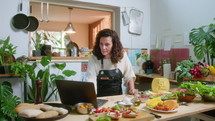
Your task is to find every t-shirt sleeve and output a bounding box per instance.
[86,55,98,92]
[123,52,136,86]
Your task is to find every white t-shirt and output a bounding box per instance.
[86,52,136,92]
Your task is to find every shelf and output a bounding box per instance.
[183,75,215,82]
[0,74,22,78]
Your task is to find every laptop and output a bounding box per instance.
[55,80,108,108]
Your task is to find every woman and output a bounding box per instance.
[86,29,136,97]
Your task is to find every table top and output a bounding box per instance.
[56,95,215,121]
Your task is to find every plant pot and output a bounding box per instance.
[178,95,196,102]
[41,45,52,56]
[142,60,154,74]
[202,94,215,102]
[4,64,13,74]
[0,65,5,74]
[32,50,41,57]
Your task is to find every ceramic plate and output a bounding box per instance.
[145,106,179,113]
[19,103,72,121]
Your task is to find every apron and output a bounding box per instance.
[97,59,123,97]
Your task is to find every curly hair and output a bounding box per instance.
[92,29,124,64]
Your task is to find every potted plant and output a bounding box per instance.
[0,36,17,74]
[189,18,215,65]
[11,55,76,102]
[0,81,21,121]
[31,32,43,57]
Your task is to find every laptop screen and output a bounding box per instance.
[55,80,99,108]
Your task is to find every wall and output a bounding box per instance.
[0,0,29,58]
[0,0,150,56]
[150,0,215,61]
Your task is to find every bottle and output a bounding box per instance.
[35,79,43,104]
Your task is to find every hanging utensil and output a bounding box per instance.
[25,5,39,32]
[12,1,30,29]
[46,2,49,22]
[40,2,44,22]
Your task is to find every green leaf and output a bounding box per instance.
[193,44,205,60]
[54,62,66,70]
[62,70,77,77]
[0,82,13,99]
[1,95,20,117]
[40,55,52,67]
[55,75,64,80]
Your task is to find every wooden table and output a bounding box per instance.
[56,95,215,121]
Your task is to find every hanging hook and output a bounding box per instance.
[46,2,49,22]
[40,2,44,22]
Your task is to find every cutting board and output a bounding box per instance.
[89,110,155,121]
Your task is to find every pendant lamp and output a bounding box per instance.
[65,7,76,33]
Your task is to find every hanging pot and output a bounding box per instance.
[25,5,39,32]
[25,16,39,32]
[12,3,30,29]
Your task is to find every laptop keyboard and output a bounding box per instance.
[97,99,108,107]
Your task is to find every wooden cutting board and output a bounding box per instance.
[89,110,155,121]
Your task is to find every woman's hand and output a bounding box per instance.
[129,89,135,95]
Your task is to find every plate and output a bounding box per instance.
[145,106,179,113]
[19,103,72,121]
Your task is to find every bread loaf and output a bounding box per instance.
[36,111,59,119]
[14,103,40,113]
[18,109,43,118]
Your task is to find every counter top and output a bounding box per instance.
[56,95,215,121]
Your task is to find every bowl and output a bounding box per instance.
[75,102,94,114]
[117,101,134,108]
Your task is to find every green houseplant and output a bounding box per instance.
[175,57,195,85]
[11,55,76,102]
[0,81,21,121]
[31,32,43,57]
[0,36,17,74]
[189,18,215,65]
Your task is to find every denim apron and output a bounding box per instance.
[97,59,123,97]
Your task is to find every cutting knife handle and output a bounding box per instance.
[150,112,162,119]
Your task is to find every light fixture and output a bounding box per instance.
[65,7,76,34]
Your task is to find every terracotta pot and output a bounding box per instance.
[178,95,196,102]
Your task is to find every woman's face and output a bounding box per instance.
[99,36,113,59]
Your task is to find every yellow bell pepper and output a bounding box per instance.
[207,66,215,75]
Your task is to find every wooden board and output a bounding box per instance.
[89,110,155,121]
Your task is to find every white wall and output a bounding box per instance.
[150,0,215,61]
[0,0,29,58]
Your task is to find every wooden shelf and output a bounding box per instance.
[183,75,215,82]
[28,56,89,61]
[0,74,22,78]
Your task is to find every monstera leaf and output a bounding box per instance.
[1,95,20,117]
[0,81,21,118]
